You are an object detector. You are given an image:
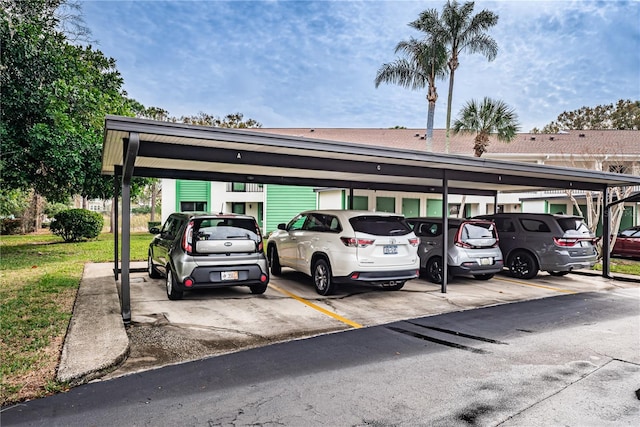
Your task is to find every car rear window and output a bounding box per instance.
[556,218,591,234]
[193,218,260,241]
[460,222,497,241]
[349,216,411,236]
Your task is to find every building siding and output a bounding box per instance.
[265,185,316,233]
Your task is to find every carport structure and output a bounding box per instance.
[102,115,640,322]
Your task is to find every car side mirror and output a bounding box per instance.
[149,227,160,234]
[277,223,286,230]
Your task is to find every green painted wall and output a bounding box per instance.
[175,180,210,211]
[265,185,316,233]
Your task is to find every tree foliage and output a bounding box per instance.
[535,99,640,133]
[452,97,519,157]
[1,0,130,203]
[375,30,448,147]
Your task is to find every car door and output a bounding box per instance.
[492,217,517,259]
[409,220,442,268]
[279,214,308,268]
[154,215,182,274]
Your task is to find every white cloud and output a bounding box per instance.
[82,0,640,131]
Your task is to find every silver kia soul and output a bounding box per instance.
[148,212,269,300]
[406,217,504,284]
[475,213,598,279]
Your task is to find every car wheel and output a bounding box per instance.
[509,251,538,280]
[382,281,405,291]
[269,246,282,276]
[473,273,494,280]
[426,257,445,284]
[548,271,570,277]
[148,252,161,279]
[250,284,268,294]
[166,267,184,300]
[313,259,334,296]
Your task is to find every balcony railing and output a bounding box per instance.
[225,183,264,192]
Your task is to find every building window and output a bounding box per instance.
[232,182,246,192]
[181,201,207,212]
[231,203,245,214]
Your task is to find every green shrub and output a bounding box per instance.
[1,218,23,235]
[50,209,104,242]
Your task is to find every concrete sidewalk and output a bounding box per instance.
[57,262,638,386]
[56,263,134,385]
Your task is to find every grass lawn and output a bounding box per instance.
[0,231,150,406]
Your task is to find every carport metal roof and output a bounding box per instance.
[102,115,640,322]
[102,116,640,194]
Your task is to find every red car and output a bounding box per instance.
[612,226,640,259]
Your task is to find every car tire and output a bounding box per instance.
[166,267,184,300]
[269,246,282,276]
[547,271,570,277]
[508,251,538,280]
[250,284,268,294]
[473,273,494,280]
[426,256,444,284]
[313,259,334,296]
[148,252,161,279]
[382,281,405,291]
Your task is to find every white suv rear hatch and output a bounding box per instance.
[349,215,417,267]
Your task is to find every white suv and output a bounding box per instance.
[266,210,420,295]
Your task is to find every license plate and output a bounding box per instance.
[480,257,493,265]
[221,271,238,280]
[383,245,398,255]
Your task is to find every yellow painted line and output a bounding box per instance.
[269,283,363,329]
[494,276,577,294]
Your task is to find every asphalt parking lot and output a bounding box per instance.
[93,264,637,380]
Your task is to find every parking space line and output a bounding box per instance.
[269,284,363,329]
[493,276,577,294]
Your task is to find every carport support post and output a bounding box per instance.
[120,133,140,323]
[349,188,354,209]
[602,186,611,278]
[441,170,449,293]
[113,173,119,281]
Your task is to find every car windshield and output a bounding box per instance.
[194,218,260,241]
[557,218,591,235]
[349,216,411,236]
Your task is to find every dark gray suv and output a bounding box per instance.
[148,212,269,299]
[475,213,598,279]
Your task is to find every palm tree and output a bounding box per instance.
[414,1,499,153]
[452,97,520,157]
[375,28,447,150]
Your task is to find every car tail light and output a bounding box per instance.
[408,237,419,247]
[454,227,472,248]
[340,237,375,247]
[350,272,360,279]
[260,274,268,283]
[182,221,194,253]
[257,240,264,252]
[184,277,194,287]
[553,237,579,247]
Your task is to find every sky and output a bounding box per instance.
[81,0,640,132]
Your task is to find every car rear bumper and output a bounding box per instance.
[179,264,269,289]
[540,251,597,272]
[450,259,504,276]
[334,269,419,284]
